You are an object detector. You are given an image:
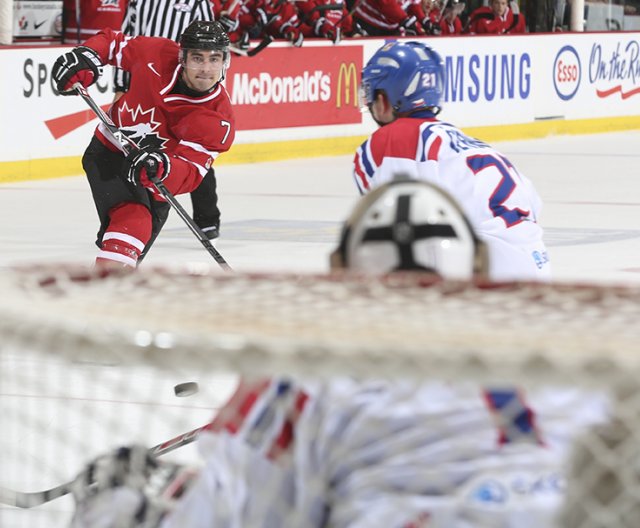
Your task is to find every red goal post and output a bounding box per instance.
[1,264,640,527]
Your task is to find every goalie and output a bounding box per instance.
[68,180,609,527]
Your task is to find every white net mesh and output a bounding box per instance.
[1,264,640,527]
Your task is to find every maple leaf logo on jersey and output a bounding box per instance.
[118,102,169,150]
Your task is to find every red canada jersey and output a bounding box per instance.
[439,15,462,34]
[354,0,408,32]
[468,5,525,34]
[63,0,127,43]
[83,28,235,196]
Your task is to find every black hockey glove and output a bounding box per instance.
[124,148,171,188]
[421,17,434,34]
[52,46,103,96]
[399,16,420,35]
[71,446,158,504]
[255,8,271,28]
[69,445,194,528]
[219,14,239,33]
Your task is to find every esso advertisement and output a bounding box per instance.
[551,38,640,104]
[226,46,363,130]
[553,45,581,101]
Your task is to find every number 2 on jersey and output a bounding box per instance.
[466,154,531,227]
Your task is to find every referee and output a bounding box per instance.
[116,0,223,240]
[122,0,216,41]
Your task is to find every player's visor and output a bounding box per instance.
[359,83,373,113]
[182,50,229,71]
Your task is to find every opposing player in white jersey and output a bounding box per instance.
[68,181,606,528]
[354,41,550,282]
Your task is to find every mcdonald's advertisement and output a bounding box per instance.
[226,45,363,130]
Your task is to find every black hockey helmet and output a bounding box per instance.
[179,21,231,83]
[180,21,230,52]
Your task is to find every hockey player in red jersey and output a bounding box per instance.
[220,0,305,46]
[117,1,224,241]
[438,2,465,34]
[353,41,548,281]
[218,0,265,48]
[467,0,525,34]
[257,0,306,46]
[353,0,427,36]
[51,21,235,268]
[297,0,360,42]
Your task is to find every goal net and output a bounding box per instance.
[1,264,640,527]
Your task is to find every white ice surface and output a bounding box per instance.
[1,131,639,527]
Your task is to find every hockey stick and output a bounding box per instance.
[73,84,232,271]
[229,34,274,57]
[0,423,210,509]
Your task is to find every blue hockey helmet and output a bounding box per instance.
[361,41,445,116]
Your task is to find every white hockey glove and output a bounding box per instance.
[70,445,196,528]
[124,148,171,188]
[52,46,103,96]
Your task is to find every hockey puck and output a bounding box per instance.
[174,382,199,397]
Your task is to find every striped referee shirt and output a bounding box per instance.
[122,0,214,40]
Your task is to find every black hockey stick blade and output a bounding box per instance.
[73,84,232,271]
[230,35,274,57]
[0,423,210,508]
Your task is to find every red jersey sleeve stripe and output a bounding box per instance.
[266,390,310,460]
[206,378,272,435]
[354,149,370,194]
[427,135,442,161]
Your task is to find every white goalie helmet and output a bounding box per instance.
[331,178,489,279]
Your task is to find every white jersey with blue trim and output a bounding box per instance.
[352,117,551,281]
[161,377,608,528]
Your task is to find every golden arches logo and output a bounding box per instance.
[337,62,358,108]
